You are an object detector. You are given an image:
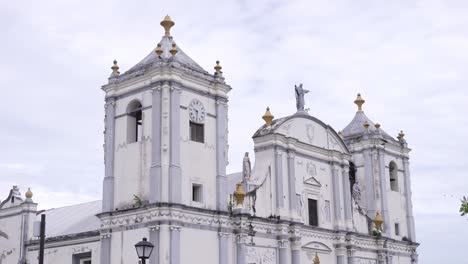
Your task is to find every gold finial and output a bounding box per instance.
[373,211,384,232]
[397,130,405,141]
[111,60,120,74]
[313,253,320,264]
[160,15,175,36]
[262,107,274,126]
[233,183,246,207]
[155,43,163,57]
[214,60,222,73]
[375,123,381,129]
[354,93,365,112]
[25,188,33,199]
[363,121,370,129]
[170,43,178,56]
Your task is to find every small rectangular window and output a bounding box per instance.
[190,122,204,143]
[308,199,318,226]
[395,223,400,236]
[192,184,203,203]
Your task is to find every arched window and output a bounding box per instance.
[389,161,399,192]
[349,162,357,195]
[127,100,142,143]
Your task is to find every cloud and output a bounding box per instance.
[0,1,467,263]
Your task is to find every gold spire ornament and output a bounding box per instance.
[111,60,120,74]
[363,121,370,129]
[233,183,246,207]
[214,60,222,74]
[155,43,163,57]
[262,107,274,126]
[375,123,381,129]
[160,15,175,36]
[170,43,178,56]
[397,130,405,141]
[25,188,33,199]
[373,211,384,232]
[313,253,320,264]
[354,93,365,112]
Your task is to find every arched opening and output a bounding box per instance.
[349,162,356,195]
[127,100,143,143]
[389,161,399,192]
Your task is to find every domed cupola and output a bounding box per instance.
[341,94,394,142]
[109,15,219,83]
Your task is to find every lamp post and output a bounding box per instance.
[134,237,154,264]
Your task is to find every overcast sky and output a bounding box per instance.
[1,0,467,263]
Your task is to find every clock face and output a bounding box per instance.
[189,99,206,123]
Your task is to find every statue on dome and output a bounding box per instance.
[295,83,309,111]
[242,152,251,182]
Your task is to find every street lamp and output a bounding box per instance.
[134,237,154,264]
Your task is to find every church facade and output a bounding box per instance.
[0,16,418,264]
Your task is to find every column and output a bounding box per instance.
[363,150,376,217]
[336,247,348,264]
[169,87,182,203]
[378,151,390,235]
[378,252,386,264]
[342,165,352,229]
[219,233,229,264]
[287,151,297,212]
[216,101,228,211]
[275,149,284,209]
[403,158,416,241]
[278,240,289,264]
[331,164,342,228]
[149,226,160,264]
[347,248,356,264]
[236,234,247,264]
[103,98,115,212]
[386,255,393,264]
[150,87,162,203]
[170,226,181,264]
[100,233,111,264]
[291,240,301,264]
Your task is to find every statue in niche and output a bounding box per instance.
[242,152,251,182]
[352,182,362,205]
[295,83,309,111]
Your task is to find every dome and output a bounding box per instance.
[341,94,393,141]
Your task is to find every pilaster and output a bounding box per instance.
[287,151,297,213]
[149,225,160,264]
[218,232,230,264]
[342,165,352,230]
[170,225,181,264]
[278,239,289,264]
[236,234,248,264]
[99,232,111,264]
[336,246,348,264]
[403,158,416,241]
[150,87,162,203]
[347,248,356,264]
[378,151,390,235]
[103,98,116,212]
[275,149,284,209]
[216,101,228,211]
[363,150,376,217]
[290,240,301,264]
[169,86,182,203]
[331,163,343,229]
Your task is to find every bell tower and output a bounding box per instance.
[101,16,232,213]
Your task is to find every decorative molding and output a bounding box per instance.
[246,246,277,264]
[302,241,332,253]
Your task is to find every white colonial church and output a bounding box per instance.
[0,16,418,264]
